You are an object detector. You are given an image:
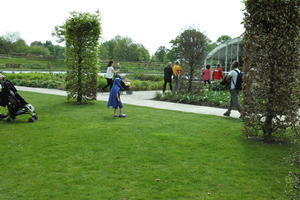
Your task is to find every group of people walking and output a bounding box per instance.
[162,60,242,118]
[104,60,242,118]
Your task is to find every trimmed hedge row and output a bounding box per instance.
[2,73,163,91]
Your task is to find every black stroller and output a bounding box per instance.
[0,79,38,122]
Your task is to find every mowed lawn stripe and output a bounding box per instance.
[0,91,298,200]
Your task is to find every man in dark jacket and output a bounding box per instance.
[163,62,173,93]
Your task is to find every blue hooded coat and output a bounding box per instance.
[107,78,123,109]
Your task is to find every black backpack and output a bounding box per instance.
[234,70,243,90]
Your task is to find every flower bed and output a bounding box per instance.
[155,89,242,109]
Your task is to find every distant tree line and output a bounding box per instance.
[99,35,150,62]
[0,32,64,58]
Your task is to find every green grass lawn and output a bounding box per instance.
[0,92,298,200]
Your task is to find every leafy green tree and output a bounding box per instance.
[30,41,43,46]
[129,43,150,61]
[63,11,101,103]
[216,35,232,45]
[52,25,66,43]
[29,45,50,56]
[154,46,168,62]
[0,37,12,54]
[113,37,132,61]
[176,28,208,92]
[242,0,299,141]
[167,37,181,62]
[207,38,217,53]
[14,39,29,54]
[43,40,65,58]
[99,36,150,61]
[99,44,109,60]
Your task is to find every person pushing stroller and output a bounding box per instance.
[0,73,38,122]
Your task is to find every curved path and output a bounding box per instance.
[16,86,241,118]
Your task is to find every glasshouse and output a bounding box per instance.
[205,36,243,72]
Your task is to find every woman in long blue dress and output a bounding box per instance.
[107,78,126,117]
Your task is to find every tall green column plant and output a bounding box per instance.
[64,11,101,103]
[242,0,299,141]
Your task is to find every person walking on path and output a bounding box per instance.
[202,65,211,84]
[223,61,242,117]
[212,64,223,81]
[102,61,119,92]
[107,78,126,118]
[172,61,182,92]
[163,62,173,93]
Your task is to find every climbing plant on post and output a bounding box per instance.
[242,0,299,141]
[64,11,101,103]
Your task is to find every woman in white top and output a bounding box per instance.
[102,61,118,91]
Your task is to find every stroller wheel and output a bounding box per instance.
[6,117,14,122]
[28,117,34,122]
[32,114,38,121]
[0,114,8,120]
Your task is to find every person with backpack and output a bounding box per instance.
[223,61,242,117]
[163,62,173,93]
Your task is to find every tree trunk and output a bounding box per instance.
[263,114,273,142]
[77,55,83,103]
[263,75,275,142]
[188,67,194,92]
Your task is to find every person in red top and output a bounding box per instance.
[202,65,211,84]
[212,64,223,80]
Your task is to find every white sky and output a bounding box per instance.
[0,0,245,54]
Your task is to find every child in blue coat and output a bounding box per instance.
[107,78,126,117]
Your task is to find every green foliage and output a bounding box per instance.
[286,152,300,200]
[0,57,65,70]
[154,46,168,62]
[242,0,300,141]
[99,35,150,62]
[216,35,232,45]
[0,33,65,58]
[2,72,162,91]
[3,73,65,89]
[175,28,208,92]
[208,80,227,91]
[97,75,163,91]
[28,45,50,56]
[127,73,163,82]
[155,89,232,108]
[64,11,101,103]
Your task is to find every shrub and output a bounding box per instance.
[155,90,234,108]
[208,81,227,91]
[286,152,300,200]
[242,0,300,141]
[128,73,163,82]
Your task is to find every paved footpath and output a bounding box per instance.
[16,86,241,118]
